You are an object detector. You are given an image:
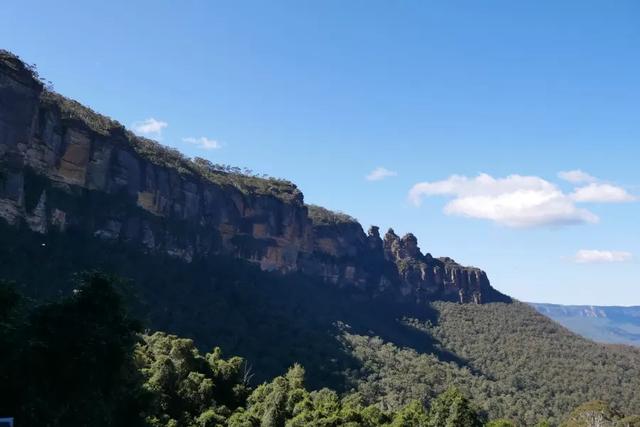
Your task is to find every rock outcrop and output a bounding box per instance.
[0,50,508,304]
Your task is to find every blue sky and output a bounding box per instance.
[3,0,639,305]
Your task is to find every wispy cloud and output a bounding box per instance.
[558,170,597,184]
[132,118,168,138]
[572,249,633,264]
[366,167,397,181]
[182,137,222,150]
[571,183,636,203]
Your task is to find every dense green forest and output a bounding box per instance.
[1,273,638,427]
[0,272,482,426]
[2,224,640,425]
[343,304,640,425]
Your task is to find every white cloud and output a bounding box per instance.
[132,118,168,138]
[366,167,397,181]
[182,137,222,150]
[571,183,636,203]
[573,249,633,264]
[408,173,599,228]
[556,170,636,202]
[558,170,597,184]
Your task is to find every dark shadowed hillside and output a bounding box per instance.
[3,222,640,425]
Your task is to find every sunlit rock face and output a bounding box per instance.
[0,51,313,269]
[0,50,509,304]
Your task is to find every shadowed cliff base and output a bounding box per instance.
[0,220,471,390]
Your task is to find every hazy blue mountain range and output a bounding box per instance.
[530,303,640,346]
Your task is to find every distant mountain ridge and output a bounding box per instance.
[530,302,640,346]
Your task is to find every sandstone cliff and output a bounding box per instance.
[0,50,508,304]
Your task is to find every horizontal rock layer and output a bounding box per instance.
[0,50,508,304]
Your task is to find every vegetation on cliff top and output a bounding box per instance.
[41,90,302,202]
[1,49,301,203]
[307,204,359,226]
[0,48,50,89]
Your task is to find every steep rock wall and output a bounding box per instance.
[0,50,508,304]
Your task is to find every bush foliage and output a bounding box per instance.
[307,204,358,226]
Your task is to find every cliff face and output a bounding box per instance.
[0,50,507,304]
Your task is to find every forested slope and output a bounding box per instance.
[342,302,640,425]
[2,223,640,424]
[3,272,640,426]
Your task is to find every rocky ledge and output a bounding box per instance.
[0,50,509,304]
